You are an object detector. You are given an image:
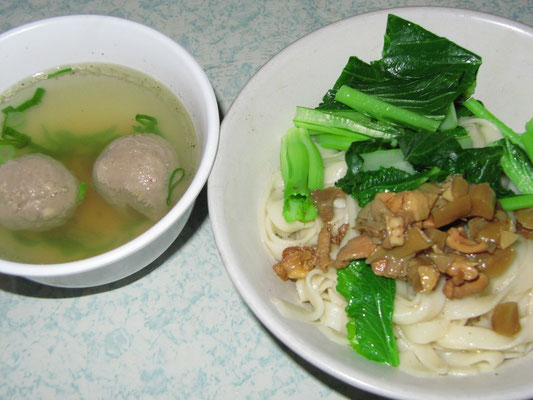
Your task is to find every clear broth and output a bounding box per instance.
[0,64,198,264]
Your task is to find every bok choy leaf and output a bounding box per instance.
[337,260,399,366]
[281,127,324,222]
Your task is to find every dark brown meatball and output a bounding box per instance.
[92,134,179,220]
[0,153,79,231]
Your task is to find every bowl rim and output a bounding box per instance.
[0,14,219,277]
[208,6,533,400]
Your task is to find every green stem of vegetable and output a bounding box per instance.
[293,107,401,139]
[298,128,324,190]
[498,195,533,211]
[312,134,354,151]
[463,98,524,149]
[521,128,533,164]
[167,168,185,206]
[295,121,368,140]
[438,103,458,131]
[500,138,533,194]
[281,127,323,222]
[334,85,441,132]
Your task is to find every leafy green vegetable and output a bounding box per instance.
[334,138,433,206]
[397,131,463,170]
[336,165,441,207]
[500,138,533,194]
[397,131,513,197]
[336,260,399,366]
[167,168,185,206]
[317,14,481,124]
[335,85,440,132]
[454,147,513,197]
[281,127,324,222]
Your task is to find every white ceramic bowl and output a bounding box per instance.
[0,15,219,287]
[208,7,533,400]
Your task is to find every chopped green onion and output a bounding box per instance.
[1,88,45,149]
[1,126,31,148]
[5,111,24,128]
[133,113,162,136]
[136,114,157,124]
[167,168,185,206]
[47,67,73,79]
[76,182,87,204]
[2,87,45,114]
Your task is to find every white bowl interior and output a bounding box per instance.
[208,7,533,400]
[0,15,219,280]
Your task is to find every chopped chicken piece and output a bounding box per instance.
[273,246,316,281]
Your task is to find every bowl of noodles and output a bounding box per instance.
[0,15,219,287]
[208,7,533,400]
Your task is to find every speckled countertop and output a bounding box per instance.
[1,1,532,399]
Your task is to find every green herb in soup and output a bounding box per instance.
[0,64,198,264]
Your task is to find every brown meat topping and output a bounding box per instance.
[273,246,317,281]
[335,234,378,267]
[443,272,489,299]
[273,175,524,306]
[446,227,487,254]
[311,187,345,223]
[491,302,521,336]
[316,226,332,272]
[331,223,349,245]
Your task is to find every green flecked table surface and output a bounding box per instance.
[1,1,532,399]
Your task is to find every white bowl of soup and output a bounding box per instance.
[208,7,533,400]
[0,15,218,287]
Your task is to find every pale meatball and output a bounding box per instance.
[93,134,179,220]
[0,153,79,231]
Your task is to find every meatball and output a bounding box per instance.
[92,133,179,220]
[0,153,79,231]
